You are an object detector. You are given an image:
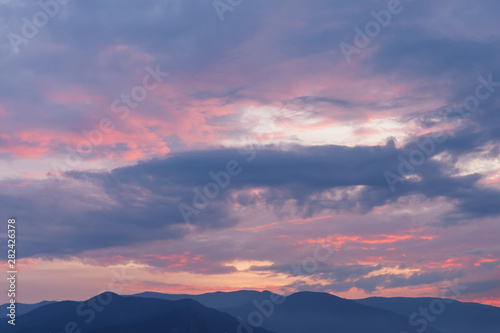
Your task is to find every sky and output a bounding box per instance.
[0,0,500,306]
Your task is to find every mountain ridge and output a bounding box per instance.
[2,290,499,333]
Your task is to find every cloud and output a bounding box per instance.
[459,279,500,295]
[1,0,500,303]
[388,271,462,289]
[2,140,499,258]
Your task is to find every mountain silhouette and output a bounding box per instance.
[219,291,445,333]
[0,301,56,318]
[0,292,273,333]
[357,296,500,333]
[2,291,499,332]
[133,289,277,309]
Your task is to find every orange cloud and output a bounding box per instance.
[361,235,413,244]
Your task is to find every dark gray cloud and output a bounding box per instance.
[286,269,465,294]
[388,271,463,289]
[459,279,500,295]
[2,139,500,257]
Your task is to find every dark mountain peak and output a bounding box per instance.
[280,291,371,315]
[287,291,345,303]
[223,290,445,333]
[92,291,120,299]
[210,289,265,295]
[131,289,277,310]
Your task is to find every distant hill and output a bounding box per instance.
[134,290,500,332]
[2,291,499,332]
[357,296,500,333]
[219,291,445,333]
[0,293,274,333]
[132,289,278,309]
[0,301,56,318]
